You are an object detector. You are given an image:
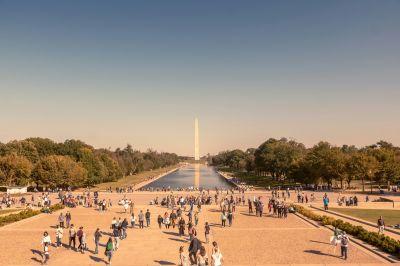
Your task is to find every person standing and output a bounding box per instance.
[69,224,76,250]
[170,210,177,228]
[94,228,102,254]
[130,213,136,228]
[227,210,233,227]
[204,222,210,244]
[194,211,199,227]
[55,225,63,248]
[197,246,209,266]
[377,216,385,234]
[58,212,65,228]
[178,217,186,237]
[145,209,151,227]
[65,211,72,228]
[221,211,227,227]
[323,194,329,211]
[340,232,349,260]
[157,215,163,229]
[138,210,144,229]
[211,241,223,266]
[179,246,189,266]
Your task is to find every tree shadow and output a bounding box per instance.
[162,231,180,237]
[154,260,176,265]
[168,237,187,243]
[209,223,222,228]
[304,249,338,258]
[207,209,222,213]
[310,240,332,245]
[89,255,108,263]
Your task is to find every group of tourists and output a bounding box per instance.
[179,240,223,266]
[337,195,359,206]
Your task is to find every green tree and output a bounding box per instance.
[32,155,87,188]
[0,154,33,186]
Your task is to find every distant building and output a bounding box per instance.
[0,186,28,194]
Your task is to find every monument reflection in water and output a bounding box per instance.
[143,164,232,190]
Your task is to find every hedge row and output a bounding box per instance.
[293,205,400,258]
[0,203,64,227]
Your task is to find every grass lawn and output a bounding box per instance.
[92,165,179,190]
[330,208,400,226]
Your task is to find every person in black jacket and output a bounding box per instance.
[188,235,202,265]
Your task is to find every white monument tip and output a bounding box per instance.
[194,118,200,161]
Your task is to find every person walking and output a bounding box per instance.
[113,225,120,251]
[340,232,349,260]
[105,237,114,265]
[77,226,84,253]
[377,216,385,234]
[41,232,51,265]
[94,228,102,254]
[55,225,63,248]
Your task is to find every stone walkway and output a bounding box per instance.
[0,192,388,265]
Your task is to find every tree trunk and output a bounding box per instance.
[361,177,365,192]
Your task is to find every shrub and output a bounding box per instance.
[0,209,40,227]
[0,203,64,227]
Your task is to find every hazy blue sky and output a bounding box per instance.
[1,1,399,156]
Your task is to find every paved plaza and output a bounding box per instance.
[0,191,390,265]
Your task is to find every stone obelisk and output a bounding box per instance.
[194,118,200,161]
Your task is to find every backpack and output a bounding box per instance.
[341,236,349,246]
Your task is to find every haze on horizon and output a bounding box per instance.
[1,1,399,156]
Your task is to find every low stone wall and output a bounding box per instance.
[216,171,238,188]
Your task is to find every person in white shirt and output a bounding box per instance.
[41,231,51,264]
[55,225,63,248]
[41,231,51,246]
[211,241,223,266]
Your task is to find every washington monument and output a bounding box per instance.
[194,118,200,161]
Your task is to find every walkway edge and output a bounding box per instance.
[134,167,180,190]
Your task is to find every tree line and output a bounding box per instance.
[211,138,400,191]
[0,138,179,188]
